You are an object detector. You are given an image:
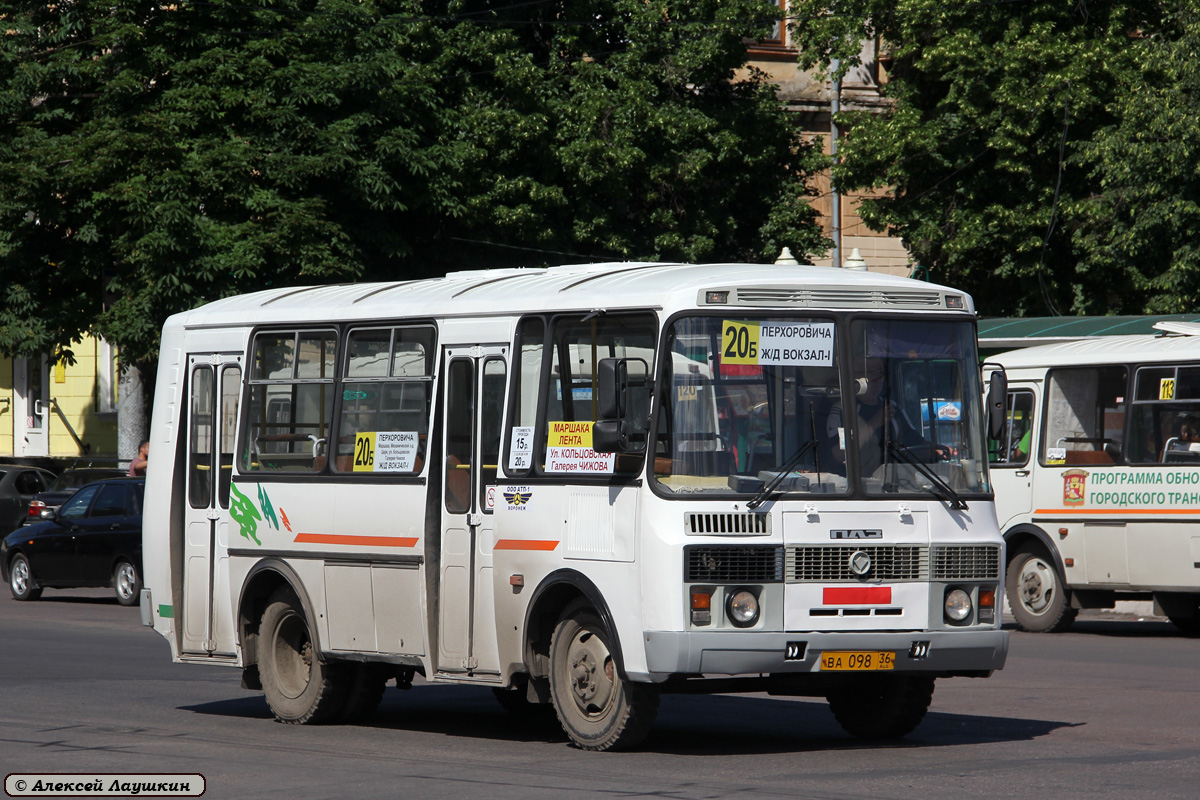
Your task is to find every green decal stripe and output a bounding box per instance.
[158,604,174,619]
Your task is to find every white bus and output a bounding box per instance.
[989,324,1200,634]
[141,262,1009,750]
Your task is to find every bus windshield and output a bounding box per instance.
[652,315,990,500]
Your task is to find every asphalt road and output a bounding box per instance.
[1,590,1197,800]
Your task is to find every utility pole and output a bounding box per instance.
[830,59,841,269]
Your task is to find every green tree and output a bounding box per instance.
[1075,1,1200,314]
[0,0,825,372]
[788,0,1163,316]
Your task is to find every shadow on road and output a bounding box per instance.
[181,682,1078,754]
[1007,618,1191,639]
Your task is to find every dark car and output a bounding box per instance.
[21,467,126,526]
[2,478,144,605]
[0,465,56,533]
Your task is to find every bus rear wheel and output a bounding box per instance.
[1162,594,1200,637]
[548,600,659,751]
[337,663,391,723]
[827,675,935,739]
[1006,545,1077,633]
[259,586,346,724]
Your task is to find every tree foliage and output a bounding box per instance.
[0,0,825,364]
[788,0,1191,317]
[1075,1,1200,314]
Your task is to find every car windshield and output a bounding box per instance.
[651,315,990,500]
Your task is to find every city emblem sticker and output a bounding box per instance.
[1062,469,1089,506]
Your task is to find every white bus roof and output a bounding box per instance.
[993,330,1200,370]
[164,262,972,329]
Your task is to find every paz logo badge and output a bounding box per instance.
[1062,469,1089,506]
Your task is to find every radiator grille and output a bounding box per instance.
[932,545,1001,580]
[684,545,784,583]
[786,545,929,582]
[735,288,944,309]
[685,512,771,535]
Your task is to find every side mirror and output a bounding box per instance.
[596,358,622,421]
[593,357,650,453]
[39,507,57,521]
[986,369,1008,441]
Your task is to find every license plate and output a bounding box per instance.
[819,650,895,671]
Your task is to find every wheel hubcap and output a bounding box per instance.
[272,611,313,700]
[567,629,616,719]
[12,560,29,594]
[116,564,135,599]
[1019,557,1056,614]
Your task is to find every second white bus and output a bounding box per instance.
[989,324,1200,633]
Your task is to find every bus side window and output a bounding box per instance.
[539,312,657,476]
[1043,366,1127,466]
[1128,363,1200,463]
[334,325,435,475]
[242,330,338,473]
[991,389,1034,467]
[504,317,546,478]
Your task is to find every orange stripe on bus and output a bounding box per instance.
[494,539,560,551]
[293,533,419,547]
[1034,508,1199,516]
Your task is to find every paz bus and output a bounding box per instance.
[988,322,1200,634]
[140,262,1009,750]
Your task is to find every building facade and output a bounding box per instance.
[0,336,119,467]
[745,7,912,276]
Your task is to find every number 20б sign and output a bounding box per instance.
[721,321,835,367]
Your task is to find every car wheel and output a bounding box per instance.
[113,560,141,606]
[548,599,659,751]
[9,554,42,601]
[259,585,347,724]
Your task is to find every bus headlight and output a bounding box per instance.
[944,588,973,625]
[726,589,759,628]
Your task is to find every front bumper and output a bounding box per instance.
[642,628,1008,679]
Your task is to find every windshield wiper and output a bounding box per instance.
[747,439,817,510]
[886,442,968,510]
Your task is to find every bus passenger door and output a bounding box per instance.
[437,346,507,677]
[181,354,243,657]
[990,387,1036,530]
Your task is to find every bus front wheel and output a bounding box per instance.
[1006,545,1077,633]
[259,586,346,724]
[548,600,659,751]
[827,675,935,739]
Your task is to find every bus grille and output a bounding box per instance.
[735,288,944,309]
[786,546,929,582]
[685,512,771,535]
[932,545,1001,580]
[684,546,784,583]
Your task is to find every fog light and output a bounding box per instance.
[726,588,759,628]
[944,588,972,624]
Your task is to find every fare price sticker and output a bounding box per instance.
[508,426,534,471]
[722,320,835,367]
